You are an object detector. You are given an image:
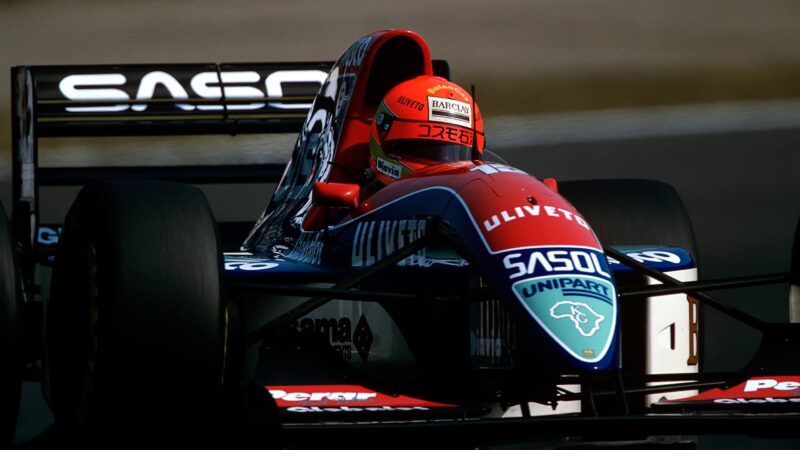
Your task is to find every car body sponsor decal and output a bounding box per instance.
[417,123,473,146]
[427,97,472,128]
[550,301,605,337]
[291,314,373,362]
[58,69,327,113]
[425,83,468,100]
[267,384,455,412]
[282,405,433,413]
[396,95,424,111]
[469,164,528,176]
[506,246,616,363]
[376,157,404,179]
[224,260,280,271]
[285,232,324,264]
[503,247,611,280]
[513,275,615,362]
[37,226,62,246]
[223,252,280,271]
[469,298,516,367]
[607,247,695,273]
[659,376,800,406]
[352,219,426,268]
[351,218,468,268]
[484,204,590,233]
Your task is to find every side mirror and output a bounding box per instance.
[312,182,360,209]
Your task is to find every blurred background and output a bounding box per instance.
[1,0,799,446]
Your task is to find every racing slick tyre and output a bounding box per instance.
[46,180,226,445]
[1,202,22,447]
[558,178,697,257]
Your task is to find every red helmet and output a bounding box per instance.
[368,76,485,185]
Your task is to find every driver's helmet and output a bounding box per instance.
[368,75,485,185]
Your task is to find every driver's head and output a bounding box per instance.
[369,76,485,185]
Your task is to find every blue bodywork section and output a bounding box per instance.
[607,247,695,274]
[223,254,349,282]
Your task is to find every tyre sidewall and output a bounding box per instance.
[0,203,22,446]
[47,180,225,434]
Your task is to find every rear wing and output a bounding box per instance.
[10,60,451,251]
[11,62,334,250]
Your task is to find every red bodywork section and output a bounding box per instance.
[328,30,434,187]
[351,161,600,253]
[268,384,454,409]
[303,29,435,231]
[660,376,800,407]
[312,182,360,209]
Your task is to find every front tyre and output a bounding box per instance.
[558,178,697,255]
[1,202,22,447]
[47,180,226,441]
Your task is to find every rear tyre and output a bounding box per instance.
[558,178,698,256]
[1,202,22,447]
[47,180,226,443]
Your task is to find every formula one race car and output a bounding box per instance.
[2,29,799,449]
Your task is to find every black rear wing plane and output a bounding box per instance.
[11,62,337,250]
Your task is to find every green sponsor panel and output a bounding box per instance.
[512,275,616,363]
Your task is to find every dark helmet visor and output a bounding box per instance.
[385,139,472,164]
